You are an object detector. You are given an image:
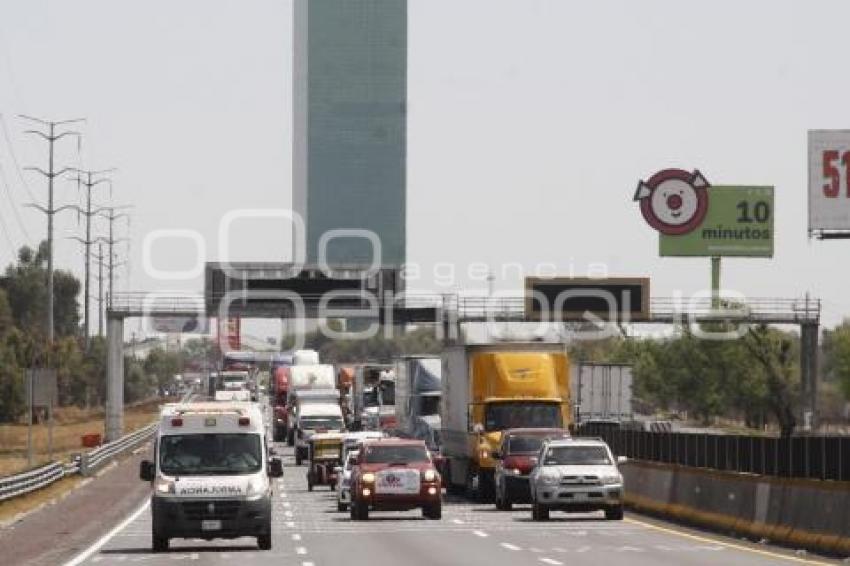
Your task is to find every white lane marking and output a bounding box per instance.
[576,546,591,553]
[296,547,308,555]
[286,521,296,528]
[501,543,521,551]
[303,563,315,566]
[62,500,150,566]
[292,534,302,541]
[283,501,291,507]
[540,559,563,566]
[285,510,294,518]
[452,519,464,525]
[473,530,488,538]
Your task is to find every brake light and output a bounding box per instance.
[238,417,250,426]
[171,418,183,427]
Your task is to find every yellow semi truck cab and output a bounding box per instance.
[441,344,571,500]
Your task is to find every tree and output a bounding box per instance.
[742,325,799,437]
[822,320,850,400]
[1,242,80,339]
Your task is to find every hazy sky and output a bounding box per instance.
[1,0,849,336]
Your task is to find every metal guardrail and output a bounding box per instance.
[0,461,65,502]
[80,423,157,476]
[0,423,157,503]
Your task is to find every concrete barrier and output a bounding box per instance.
[621,460,850,557]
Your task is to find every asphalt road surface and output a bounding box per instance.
[68,441,839,566]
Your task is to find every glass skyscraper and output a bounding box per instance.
[293,0,407,267]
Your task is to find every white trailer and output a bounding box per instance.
[572,363,634,423]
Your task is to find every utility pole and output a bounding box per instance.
[67,169,114,349]
[96,206,131,306]
[93,243,105,337]
[20,115,85,345]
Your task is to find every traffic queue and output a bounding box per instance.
[139,343,627,553]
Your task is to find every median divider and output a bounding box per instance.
[621,460,850,557]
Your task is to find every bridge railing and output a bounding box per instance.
[110,291,820,324]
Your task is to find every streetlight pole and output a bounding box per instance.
[20,115,84,345]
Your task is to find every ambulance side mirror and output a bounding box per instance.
[139,460,155,482]
[269,457,284,478]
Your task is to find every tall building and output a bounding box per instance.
[293,0,407,267]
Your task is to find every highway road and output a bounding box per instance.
[66,441,839,566]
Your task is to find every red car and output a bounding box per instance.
[494,428,570,510]
[349,439,442,520]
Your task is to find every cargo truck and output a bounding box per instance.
[441,343,571,501]
[571,363,633,424]
[285,364,337,446]
[350,364,396,431]
[395,356,442,450]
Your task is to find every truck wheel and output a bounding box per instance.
[295,449,303,466]
[532,502,549,521]
[257,534,272,550]
[605,506,624,520]
[423,503,442,520]
[152,535,169,552]
[337,501,348,512]
[350,502,359,520]
[330,481,336,492]
[359,504,369,520]
[496,491,512,511]
[286,429,294,447]
[444,466,464,496]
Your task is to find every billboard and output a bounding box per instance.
[808,130,850,232]
[658,186,774,257]
[525,277,650,322]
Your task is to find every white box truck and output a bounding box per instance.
[571,363,634,424]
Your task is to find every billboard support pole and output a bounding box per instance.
[710,256,721,309]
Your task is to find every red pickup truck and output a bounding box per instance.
[349,439,442,520]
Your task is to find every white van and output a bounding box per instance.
[294,392,345,465]
[139,402,283,552]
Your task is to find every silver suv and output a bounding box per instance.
[529,438,625,521]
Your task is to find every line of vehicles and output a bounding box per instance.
[138,342,633,552]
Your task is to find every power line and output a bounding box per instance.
[0,204,17,255]
[0,151,31,240]
[0,113,36,202]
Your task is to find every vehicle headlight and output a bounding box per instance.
[600,474,623,486]
[422,469,438,482]
[155,479,175,494]
[362,472,376,483]
[245,477,268,497]
[505,468,522,476]
[540,474,560,485]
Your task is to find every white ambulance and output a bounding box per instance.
[139,402,283,552]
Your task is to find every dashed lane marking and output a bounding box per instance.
[501,543,521,551]
[292,534,302,541]
[539,559,562,566]
[473,530,488,538]
[295,547,308,555]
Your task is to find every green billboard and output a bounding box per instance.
[659,186,774,257]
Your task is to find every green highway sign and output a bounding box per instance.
[659,186,774,257]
